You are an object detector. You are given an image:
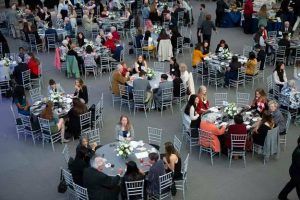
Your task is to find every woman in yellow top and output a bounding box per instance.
[245,52,258,75]
[192,43,206,68]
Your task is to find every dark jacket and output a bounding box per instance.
[229,61,241,72]
[216,0,229,13]
[147,160,165,195]
[13,63,28,85]
[83,167,121,200]
[173,77,183,97]
[121,172,144,199]
[200,20,216,35]
[45,28,58,40]
[289,145,300,182]
[67,108,82,138]
[112,45,124,62]
[74,85,88,104]
[69,157,89,186]
[135,34,144,48]
[170,63,180,77]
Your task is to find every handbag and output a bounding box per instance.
[57,169,67,193]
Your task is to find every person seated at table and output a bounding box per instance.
[104,32,116,53]
[281,21,293,34]
[157,28,170,48]
[67,98,88,139]
[251,88,268,114]
[192,43,206,69]
[100,6,109,17]
[55,13,64,29]
[27,52,41,79]
[257,4,268,28]
[179,63,190,90]
[13,57,29,85]
[112,40,124,62]
[133,71,153,107]
[83,156,123,200]
[254,25,267,47]
[215,39,229,54]
[147,152,166,196]
[172,73,183,98]
[255,45,266,70]
[13,86,31,116]
[133,55,148,74]
[280,80,300,110]
[77,32,86,47]
[245,51,258,76]
[199,113,226,153]
[273,62,288,91]
[121,161,145,200]
[278,32,291,63]
[82,9,94,31]
[184,94,201,137]
[170,27,182,53]
[268,100,286,135]
[67,44,84,72]
[149,3,161,24]
[120,61,132,77]
[201,40,210,55]
[64,17,73,35]
[163,142,182,180]
[69,146,89,186]
[74,78,88,104]
[196,85,209,115]
[110,26,120,41]
[115,115,134,141]
[252,110,275,146]
[111,64,130,96]
[153,74,173,110]
[224,55,241,87]
[225,114,247,150]
[30,24,43,46]
[95,29,106,45]
[164,13,177,30]
[45,22,58,41]
[40,101,70,143]
[170,57,180,77]
[48,79,65,95]
[59,40,69,61]
[18,47,29,63]
[76,136,98,163]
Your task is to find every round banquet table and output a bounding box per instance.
[0,61,17,81]
[221,11,241,28]
[127,72,172,89]
[204,54,248,72]
[95,141,159,177]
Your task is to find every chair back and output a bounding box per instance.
[280,109,292,132]
[62,168,75,189]
[230,134,247,150]
[38,117,51,135]
[242,45,253,57]
[214,93,228,107]
[125,180,144,200]
[0,80,10,95]
[4,53,16,61]
[181,153,189,179]
[159,172,173,196]
[176,37,183,51]
[132,89,146,106]
[21,70,31,89]
[263,126,279,157]
[161,87,173,103]
[80,112,92,135]
[20,114,34,131]
[29,87,42,102]
[82,128,101,145]
[119,84,131,99]
[177,11,184,21]
[46,34,56,44]
[148,127,162,147]
[174,135,182,153]
[296,47,300,58]
[28,34,37,44]
[199,129,213,148]
[268,31,277,38]
[236,92,250,108]
[74,183,89,200]
[62,144,71,164]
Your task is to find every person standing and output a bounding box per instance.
[215,0,229,27]
[200,14,217,47]
[292,0,300,34]
[243,0,254,34]
[278,136,300,200]
[197,4,207,44]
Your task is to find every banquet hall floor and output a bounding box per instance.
[0,1,299,200]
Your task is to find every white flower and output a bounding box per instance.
[119,151,123,155]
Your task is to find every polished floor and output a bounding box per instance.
[0,1,299,200]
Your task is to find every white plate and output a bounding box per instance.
[244,121,250,125]
[105,163,111,168]
[252,117,258,122]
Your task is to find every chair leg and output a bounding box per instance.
[210,151,214,166]
[243,154,246,168]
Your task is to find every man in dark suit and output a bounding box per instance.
[281,21,293,34]
[147,152,166,196]
[133,71,153,107]
[45,22,58,41]
[153,74,173,110]
[278,136,300,200]
[278,32,291,64]
[13,56,28,85]
[83,156,123,200]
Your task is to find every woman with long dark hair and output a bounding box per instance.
[184,94,201,137]
[252,111,275,146]
[77,32,86,47]
[169,57,180,77]
[13,86,30,116]
[163,142,182,180]
[0,31,10,54]
[273,62,287,91]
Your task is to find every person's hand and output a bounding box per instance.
[117,168,123,175]
[91,142,97,150]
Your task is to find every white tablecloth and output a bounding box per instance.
[0,61,17,81]
[127,72,172,89]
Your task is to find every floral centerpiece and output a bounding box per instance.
[146,68,155,80]
[219,48,232,60]
[224,103,238,118]
[154,25,163,34]
[2,57,11,67]
[116,141,133,159]
[49,92,63,104]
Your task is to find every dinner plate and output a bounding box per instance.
[105,163,111,168]
[252,117,258,122]
[244,121,250,125]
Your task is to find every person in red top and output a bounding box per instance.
[104,33,116,53]
[196,85,210,115]
[251,88,268,115]
[27,52,40,78]
[243,0,254,34]
[225,114,247,149]
[120,61,133,77]
[111,26,120,41]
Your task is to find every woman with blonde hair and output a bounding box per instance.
[115,115,134,141]
[251,88,268,114]
[179,63,195,94]
[40,101,69,142]
[196,85,209,115]
[74,78,88,104]
[257,4,268,28]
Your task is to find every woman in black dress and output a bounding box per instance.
[77,32,86,47]
[74,78,88,104]
[0,31,10,55]
[163,142,182,180]
[253,111,275,146]
[169,57,180,77]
